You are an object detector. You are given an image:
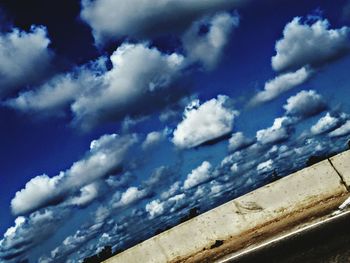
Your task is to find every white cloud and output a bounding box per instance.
[145,200,164,219]
[0,25,53,98]
[311,112,339,135]
[142,131,166,150]
[257,159,273,173]
[160,181,181,199]
[184,161,212,189]
[72,43,185,129]
[11,174,64,215]
[256,117,292,144]
[11,134,137,215]
[283,90,326,118]
[228,132,253,152]
[66,182,101,207]
[182,12,239,70]
[249,67,313,106]
[114,187,147,208]
[272,17,350,71]
[329,120,350,137]
[172,95,239,149]
[3,217,26,239]
[5,60,104,115]
[80,0,245,44]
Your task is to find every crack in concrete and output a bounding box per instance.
[328,159,350,192]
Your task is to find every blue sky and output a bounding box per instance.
[1,0,350,262]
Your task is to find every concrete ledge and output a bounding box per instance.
[104,150,350,263]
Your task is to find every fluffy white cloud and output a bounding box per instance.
[5,60,104,115]
[256,117,292,144]
[142,131,166,150]
[329,120,350,137]
[172,95,238,149]
[145,200,165,219]
[272,17,350,71]
[114,187,147,208]
[80,0,245,44]
[228,132,253,152]
[72,43,185,129]
[249,67,313,106]
[184,161,212,189]
[311,112,339,135]
[257,159,273,173]
[11,174,64,216]
[0,26,53,98]
[182,12,239,70]
[283,90,326,118]
[11,134,137,215]
[3,217,26,239]
[66,182,101,207]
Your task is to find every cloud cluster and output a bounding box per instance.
[6,17,238,128]
[272,17,350,72]
[11,133,138,215]
[7,43,185,129]
[0,26,53,98]
[0,208,71,262]
[172,95,239,148]
[80,0,245,44]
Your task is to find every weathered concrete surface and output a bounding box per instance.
[104,151,350,263]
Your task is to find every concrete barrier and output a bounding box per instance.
[104,151,350,263]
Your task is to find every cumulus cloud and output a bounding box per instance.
[257,159,274,173]
[283,90,326,118]
[0,25,53,98]
[11,174,64,216]
[249,67,313,106]
[114,187,148,208]
[66,182,101,207]
[142,131,166,150]
[256,117,293,144]
[145,200,165,219]
[183,161,212,189]
[72,43,185,129]
[272,17,350,72]
[5,60,105,115]
[11,134,138,215]
[329,120,350,137]
[172,95,239,149]
[182,12,239,70]
[228,132,254,152]
[310,112,340,135]
[80,0,245,44]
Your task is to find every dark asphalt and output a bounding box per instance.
[224,211,350,263]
